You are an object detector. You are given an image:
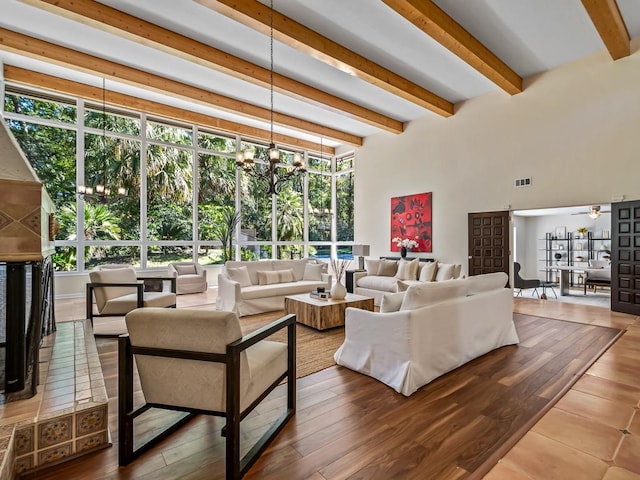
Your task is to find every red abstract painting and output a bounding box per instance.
[390,192,432,252]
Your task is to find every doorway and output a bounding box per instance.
[512,204,611,306]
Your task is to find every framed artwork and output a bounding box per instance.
[390,192,432,252]
[555,226,566,238]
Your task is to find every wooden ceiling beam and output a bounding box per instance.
[199,0,454,117]
[382,0,522,95]
[0,28,361,146]
[581,0,630,60]
[4,65,334,155]
[20,0,403,134]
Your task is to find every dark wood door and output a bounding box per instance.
[611,200,640,315]
[468,211,510,278]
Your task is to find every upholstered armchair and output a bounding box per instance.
[584,260,611,294]
[118,308,296,479]
[168,261,208,294]
[86,267,177,332]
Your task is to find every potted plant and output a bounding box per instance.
[576,227,588,239]
[392,237,419,259]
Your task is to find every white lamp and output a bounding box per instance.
[352,245,370,270]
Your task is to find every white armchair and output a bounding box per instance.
[118,308,296,479]
[86,267,177,334]
[168,261,208,294]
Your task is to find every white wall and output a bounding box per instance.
[355,47,640,273]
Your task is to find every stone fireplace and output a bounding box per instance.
[0,116,56,402]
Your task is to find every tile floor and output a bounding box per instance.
[0,320,110,478]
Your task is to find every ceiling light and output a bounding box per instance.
[588,206,601,219]
[77,78,127,203]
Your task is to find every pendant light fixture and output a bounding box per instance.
[77,77,126,202]
[235,0,306,195]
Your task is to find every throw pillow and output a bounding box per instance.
[365,259,381,276]
[257,269,295,285]
[174,264,196,275]
[418,261,437,282]
[377,260,398,277]
[380,292,405,313]
[397,280,410,292]
[435,263,456,281]
[226,266,252,287]
[395,258,419,281]
[466,272,508,295]
[453,264,462,279]
[400,279,470,311]
[303,263,324,281]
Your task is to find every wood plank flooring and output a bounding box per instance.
[20,294,640,480]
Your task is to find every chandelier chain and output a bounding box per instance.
[270,0,274,144]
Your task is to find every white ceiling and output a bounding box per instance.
[514,205,612,217]
[1,0,639,149]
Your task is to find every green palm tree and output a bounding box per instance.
[57,203,121,241]
[277,188,304,241]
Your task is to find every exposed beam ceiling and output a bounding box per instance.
[0,27,361,145]
[20,0,404,135]
[1,0,639,152]
[381,0,522,95]
[197,0,454,117]
[3,65,334,154]
[581,0,630,60]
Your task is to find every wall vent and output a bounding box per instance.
[514,177,532,187]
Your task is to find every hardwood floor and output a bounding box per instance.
[21,294,640,480]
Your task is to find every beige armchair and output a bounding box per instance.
[118,308,296,479]
[168,261,208,294]
[86,267,177,333]
[584,259,611,294]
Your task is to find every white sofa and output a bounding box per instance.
[354,258,462,306]
[217,259,332,316]
[334,272,518,396]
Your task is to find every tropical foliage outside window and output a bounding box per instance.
[3,86,354,272]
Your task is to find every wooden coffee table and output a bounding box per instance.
[284,293,374,330]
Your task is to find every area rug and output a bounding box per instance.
[239,311,344,379]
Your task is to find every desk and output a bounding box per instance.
[545,266,585,295]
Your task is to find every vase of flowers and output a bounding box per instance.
[330,258,348,300]
[392,237,419,259]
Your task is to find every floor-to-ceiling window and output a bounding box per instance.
[2,84,355,271]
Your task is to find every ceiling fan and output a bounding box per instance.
[571,205,611,219]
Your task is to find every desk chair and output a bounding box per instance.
[514,262,557,299]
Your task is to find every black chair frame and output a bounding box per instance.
[584,278,611,295]
[86,276,177,328]
[118,313,296,480]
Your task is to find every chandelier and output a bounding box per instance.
[588,206,601,219]
[77,78,127,203]
[235,0,306,195]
